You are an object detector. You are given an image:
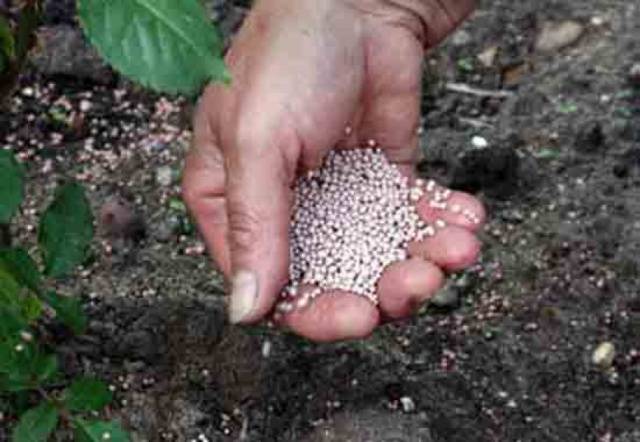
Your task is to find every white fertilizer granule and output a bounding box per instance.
[274,146,478,316]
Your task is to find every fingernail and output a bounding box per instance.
[229,270,258,324]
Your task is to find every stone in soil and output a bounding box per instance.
[535,20,584,53]
[31,25,114,84]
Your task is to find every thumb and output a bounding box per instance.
[225,130,295,324]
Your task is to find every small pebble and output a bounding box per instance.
[629,63,640,86]
[79,99,92,112]
[156,166,174,187]
[592,341,615,368]
[471,136,489,148]
[261,340,272,358]
[399,396,416,413]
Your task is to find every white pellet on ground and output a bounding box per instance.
[274,147,479,316]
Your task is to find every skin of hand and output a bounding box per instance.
[182,0,483,342]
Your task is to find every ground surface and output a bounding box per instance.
[1,0,639,441]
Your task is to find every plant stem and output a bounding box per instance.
[0,1,40,104]
[38,386,74,423]
[0,223,10,247]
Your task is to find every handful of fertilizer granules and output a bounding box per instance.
[274,146,479,317]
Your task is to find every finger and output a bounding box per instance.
[377,258,445,319]
[224,127,297,324]
[358,30,423,165]
[280,290,379,342]
[182,101,232,276]
[408,225,481,271]
[415,185,486,232]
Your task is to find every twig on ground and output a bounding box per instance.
[445,82,515,99]
[458,117,495,129]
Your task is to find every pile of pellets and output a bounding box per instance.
[274,146,479,316]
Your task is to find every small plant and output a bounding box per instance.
[0,150,129,441]
[456,57,475,73]
[0,0,227,102]
[0,1,227,438]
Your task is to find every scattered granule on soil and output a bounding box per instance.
[274,146,479,316]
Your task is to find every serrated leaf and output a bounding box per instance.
[0,15,14,59]
[0,150,25,224]
[38,182,93,278]
[0,248,42,293]
[63,378,112,412]
[74,419,130,442]
[43,291,87,334]
[77,0,228,95]
[11,402,59,442]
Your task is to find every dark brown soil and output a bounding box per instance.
[1,0,639,441]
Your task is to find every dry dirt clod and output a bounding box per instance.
[535,20,584,53]
[477,45,498,68]
[629,63,640,87]
[99,198,146,241]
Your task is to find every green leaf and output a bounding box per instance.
[33,353,58,384]
[0,248,44,323]
[0,304,26,339]
[533,148,560,159]
[21,295,43,323]
[168,198,186,213]
[457,57,474,72]
[0,340,16,372]
[74,419,130,442]
[11,402,59,442]
[0,340,57,391]
[558,102,578,114]
[43,291,87,334]
[38,182,93,278]
[77,0,228,95]
[0,15,14,59]
[0,263,21,304]
[0,265,26,332]
[0,150,25,224]
[63,378,112,412]
[0,248,42,293]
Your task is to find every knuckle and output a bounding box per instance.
[228,204,262,256]
[181,184,199,212]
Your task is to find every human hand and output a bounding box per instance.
[182,0,484,341]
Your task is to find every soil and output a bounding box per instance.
[1,0,640,441]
